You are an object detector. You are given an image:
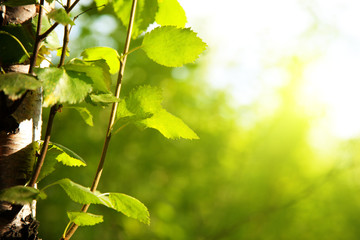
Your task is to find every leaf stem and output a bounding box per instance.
[58,0,71,67]
[29,105,62,187]
[121,45,143,59]
[60,0,138,239]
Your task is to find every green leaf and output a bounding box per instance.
[90,93,120,103]
[0,186,46,204]
[126,85,163,115]
[0,23,35,64]
[65,59,111,93]
[116,99,134,119]
[109,193,150,225]
[47,9,75,26]
[142,26,207,67]
[69,107,94,127]
[37,155,58,183]
[34,67,93,107]
[156,0,187,27]
[67,212,104,226]
[113,0,158,39]
[116,85,198,139]
[94,0,109,9]
[141,109,199,139]
[81,47,120,75]
[57,47,70,57]
[37,142,85,182]
[53,178,103,204]
[0,73,42,100]
[1,0,36,7]
[48,142,86,167]
[33,15,61,50]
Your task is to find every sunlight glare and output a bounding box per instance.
[180,0,360,139]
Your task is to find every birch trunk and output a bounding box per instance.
[0,5,42,239]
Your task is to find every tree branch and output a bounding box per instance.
[60,0,138,239]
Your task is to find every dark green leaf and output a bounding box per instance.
[34,67,93,107]
[156,0,187,27]
[37,155,58,183]
[67,212,103,226]
[1,0,36,7]
[113,0,158,39]
[47,9,75,26]
[0,73,41,100]
[142,26,207,67]
[0,186,46,204]
[81,47,120,75]
[0,23,35,64]
[109,193,150,225]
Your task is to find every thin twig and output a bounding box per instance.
[28,0,45,74]
[60,0,138,239]
[58,24,70,67]
[29,105,61,187]
[29,0,72,187]
[39,0,81,41]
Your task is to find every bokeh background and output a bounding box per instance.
[37,0,360,239]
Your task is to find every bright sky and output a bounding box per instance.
[179,0,360,139]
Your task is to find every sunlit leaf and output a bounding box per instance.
[65,59,111,93]
[47,8,75,26]
[69,107,94,127]
[94,0,109,9]
[34,67,93,107]
[67,212,103,226]
[37,142,86,182]
[116,99,134,119]
[0,73,41,100]
[56,47,70,56]
[53,178,103,204]
[156,0,186,27]
[49,142,86,167]
[126,85,163,115]
[90,93,120,103]
[141,109,199,139]
[113,0,158,39]
[109,193,150,225]
[142,26,207,67]
[116,85,198,139]
[0,186,46,204]
[81,47,120,75]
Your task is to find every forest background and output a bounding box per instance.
[36,0,360,239]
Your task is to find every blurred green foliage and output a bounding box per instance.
[36,3,360,240]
